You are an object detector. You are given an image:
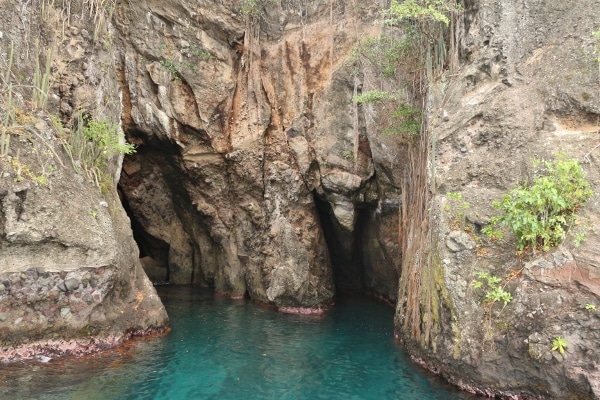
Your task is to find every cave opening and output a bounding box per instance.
[313,192,372,294]
[117,143,397,303]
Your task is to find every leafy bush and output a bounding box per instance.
[342,148,354,161]
[443,191,469,229]
[83,120,136,161]
[483,156,593,251]
[348,35,418,79]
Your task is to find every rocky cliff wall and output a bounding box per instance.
[115,0,402,308]
[2,0,600,397]
[0,0,167,358]
[399,0,600,398]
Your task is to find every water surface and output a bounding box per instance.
[0,287,478,399]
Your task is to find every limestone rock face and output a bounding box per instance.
[115,0,401,308]
[404,0,600,398]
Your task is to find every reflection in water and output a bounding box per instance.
[0,287,478,400]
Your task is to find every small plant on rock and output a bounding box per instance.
[181,45,213,61]
[342,148,354,161]
[473,272,512,307]
[354,90,395,104]
[160,58,183,80]
[483,155,593,252]
[382,0,461,26]
[551,336,567,354]
[444,191,470,230]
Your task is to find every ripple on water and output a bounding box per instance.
[0,287,479,400]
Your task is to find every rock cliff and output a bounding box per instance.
[0,0,167,358]
[397,0,600,398]
[1,0,600,398]
[114,0,401,308]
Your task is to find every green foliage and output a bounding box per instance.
[354,90,396,105]
[32,46,53,111]
[481,223,504,241]
[382,0,460,26]
[240,0,260,16]
[58,113,135,188]
[181,45,213,61]
[342,148,354,161]
[585,303,596,311]
[593,30,600,64]
[1,42,16,157]
[348,35,418,79]
[446,191,462,201]
[382,103,422,136]
[348,35,422,138]
[484,156,593,251]
[0,127,9,156]
[10,154,48,185]
[574,231,586,247]
[240,0,277,19]
[551,336,567,354]
[83,120,136,158]
[473,272,512,307]
[443,191,469,229]
[2,40,55,161]
[161,44,213,79]
[160,58,182,79]
[381,0,461,80]
[85,0,118,42]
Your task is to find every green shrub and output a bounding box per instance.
[181,45,213,61]
[342,148,354,161]
[443,191,469,229]
[58,114,135,188]
[348,35,418,79]
[160,58,183,80]
[83,120,136,161]
[382,103,421,136]
[593,30,600,63]
[483,156,593,251]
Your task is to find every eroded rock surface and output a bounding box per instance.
[0,0,167,358]
[115,0,401,308]
[399,0,600,398]
[3,0,599,397]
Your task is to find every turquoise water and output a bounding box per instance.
[0,287,478,399]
